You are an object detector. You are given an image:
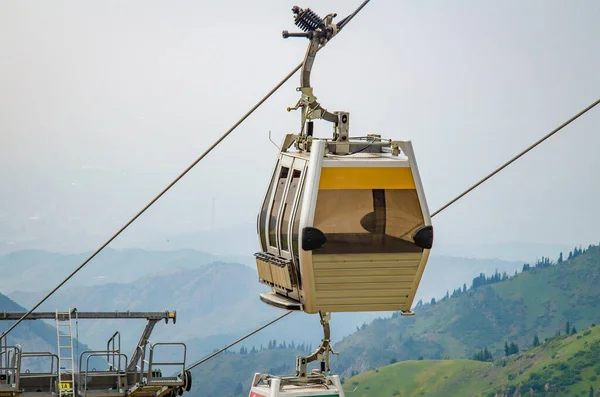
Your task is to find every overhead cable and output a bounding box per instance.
[432,98,600,217]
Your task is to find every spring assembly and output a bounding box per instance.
[292,6,324,32]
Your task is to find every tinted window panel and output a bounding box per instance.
[259,162,280,251]
[268,167,289,248]
[280,170,302,252]
[312,189,424,254]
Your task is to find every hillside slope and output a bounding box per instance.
[9,262,279,349]
[332,245,600,377]
[7,247,523,351]
[0,293,58,351]
[9,262,383,358]
[0,293,100,370]
[344,323,600,396]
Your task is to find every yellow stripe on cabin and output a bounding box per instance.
[319,167,416,190]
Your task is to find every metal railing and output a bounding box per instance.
[106,332,122,372]
[19,352,59,394]
[0,342,21,392]
[79,351,128,397]
[146,343,186,386]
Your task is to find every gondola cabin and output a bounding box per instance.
[255,137,433,315]
[248,373,344,397]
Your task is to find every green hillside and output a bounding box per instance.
[344,323,600,396]
[332,245,600,377]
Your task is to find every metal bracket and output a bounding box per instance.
[282,6,351,144]
[331,111,350,154]
[295,312,338,377]
[390,140,403,157]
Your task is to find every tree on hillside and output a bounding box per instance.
[509,342,519,355]
[484,347,493,362]
[558,252,563,264]
[503,341,519,356]
[533,334,540,347]
[589,384,594,397]
[570,246,584,260]
[472,347,493,362]
[571,326,578,335]
[566,321,571,335]
[534,256,552,268]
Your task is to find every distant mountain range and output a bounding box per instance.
[1,219,578,264]
[6,248,525,353]
[7,260,383,359]
[0,248,249,293]
[134,223,575,264]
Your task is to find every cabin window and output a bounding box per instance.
[259,162,280,251]
[268,167,289,248]
[312,189,424,254]
[291,186,305,257]
[280,169,302,252]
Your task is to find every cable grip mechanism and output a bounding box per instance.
[295,312,338,378]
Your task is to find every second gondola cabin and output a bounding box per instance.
[255,136,433,315]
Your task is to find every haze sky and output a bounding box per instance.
[1,0,599,255]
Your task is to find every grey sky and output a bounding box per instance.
[1,0,599,254]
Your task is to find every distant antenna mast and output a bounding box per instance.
[211,197,215,230]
